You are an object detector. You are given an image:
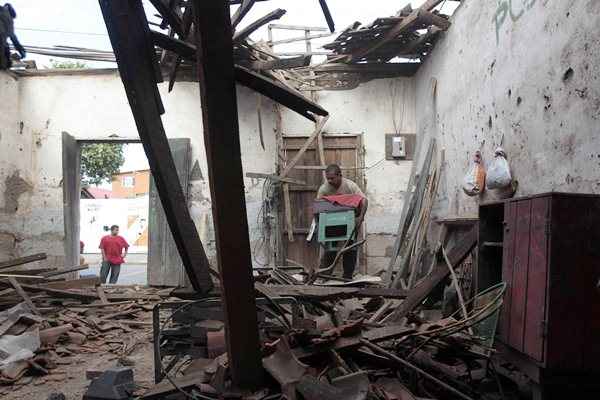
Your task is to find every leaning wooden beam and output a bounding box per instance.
[246,172,306,185]
[231,0,257,28]
[233,8,287,42]
[318,0,335,32]
[279,115,329,178]
[192,0,262,389]
[99,0,213,293]
[0,253,46,270]
[147,0,185,37]
[8,277,41,316]
[386,227,477,323]
[384,140,434,285]
[148,33,328,121]
[150,30,195,60]
[235,66,328,122]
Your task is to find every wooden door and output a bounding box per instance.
[147,138,191,287]
[501,197,549,363]
[62,132,80,269]
[280,134,365,270]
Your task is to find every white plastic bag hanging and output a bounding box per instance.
[462,150,486,196]
[487,147,512,190]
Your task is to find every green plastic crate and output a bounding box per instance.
[317,210,355,251]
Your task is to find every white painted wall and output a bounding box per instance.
[0,71,36,260]
[415,0,600,218]
[11,70,278,266]
[1,69,415,272]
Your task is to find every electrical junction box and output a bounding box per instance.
[392,136,406,158]
[385,133,415,160]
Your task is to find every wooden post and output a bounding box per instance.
[192,0,262,389]
[99,0,213,293]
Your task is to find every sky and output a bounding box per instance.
[7,0,458,68]
[8,0,457,180]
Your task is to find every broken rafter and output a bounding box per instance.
[235,66,328,122]
[231,0,257,29]
[386,227,478,322]
[318,0,335,33]
[233,8,287,42]
[147,0,185,38]
[149,33,327,121]
[347,10,421,62]
[100,0,214,293]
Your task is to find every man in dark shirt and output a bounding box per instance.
[0,3,26,69]
[99,225,129,284]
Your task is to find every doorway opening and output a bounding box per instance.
[79,142,150,285]
[62,133,192,287]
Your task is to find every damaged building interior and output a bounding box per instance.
[0,0,599,399]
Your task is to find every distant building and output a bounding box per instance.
[111,169,150,199]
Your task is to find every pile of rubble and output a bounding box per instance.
[144,228,516,400]
[0,253,166,394]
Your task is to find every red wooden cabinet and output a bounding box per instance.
[479,193,600,373]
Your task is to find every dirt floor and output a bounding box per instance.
[0,335,155,400]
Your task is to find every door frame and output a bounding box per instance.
[62,134,141,272]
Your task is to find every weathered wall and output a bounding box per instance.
[0,71,34,260]
[281,78,416,272]
[415,0,600,218]
[13,70,277,266]
[4,70,415,272]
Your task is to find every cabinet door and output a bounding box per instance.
[508,200,531,353]
[499,201,517,343]
[523,197,549,362]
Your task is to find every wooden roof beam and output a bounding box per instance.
[150,31,328,121]
[233,8,287,42]
[231,0,257,29]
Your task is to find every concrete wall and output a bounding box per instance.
[10,70,277,267]
[1,69,415,272]
[415,0,600,218]
[0,71,30,260]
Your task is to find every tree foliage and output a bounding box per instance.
[81,143,125,186]
[50,59,87,69]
